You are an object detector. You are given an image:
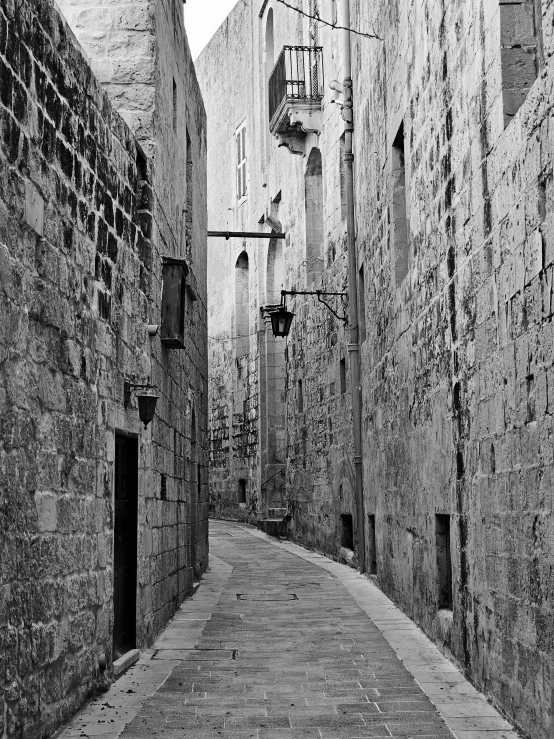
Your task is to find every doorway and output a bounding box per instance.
[113,434,138,657]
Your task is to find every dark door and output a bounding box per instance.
[113,434,138,657]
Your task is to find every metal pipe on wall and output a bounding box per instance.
[338,0,366,572]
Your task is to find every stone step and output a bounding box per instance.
[268,507,288,518]
[257,518,288,538]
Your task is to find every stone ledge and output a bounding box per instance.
[113,648,140,677]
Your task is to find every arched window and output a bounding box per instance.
[305,148,324,284]
[235,251,249,357]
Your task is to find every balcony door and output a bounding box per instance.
[113,434,138,657]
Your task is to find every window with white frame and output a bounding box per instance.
[236,123,247,200]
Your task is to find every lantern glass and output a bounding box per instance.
[270,308,294,337]
[137,392,159,429]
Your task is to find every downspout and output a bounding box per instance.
[338,0,366,572]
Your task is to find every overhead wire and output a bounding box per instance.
[276,0,381,40]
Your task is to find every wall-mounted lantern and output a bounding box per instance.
[269,289,348,338]
[270,306,295,337]
[124,382,159,429]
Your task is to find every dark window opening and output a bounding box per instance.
[358,264,366,343]
[368,514,377,575]
[238,478,247,504]
[436,514,453,610]
[339,358,347,395]
[298,379,304,413]
[341,514,354,550]
[500,0,543,127]
[136,147,148,183]
[392,121,409,287]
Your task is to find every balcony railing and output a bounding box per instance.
[269,46,324,127]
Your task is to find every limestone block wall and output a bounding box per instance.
[197,0,358,547]
[59,0,210,594]
[0,0,207,736]
[199,0,554,735]
[351,0,554,736]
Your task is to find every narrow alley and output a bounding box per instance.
[58,521,517,739]
[1,0,553,737]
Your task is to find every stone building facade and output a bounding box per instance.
[0,0,208,736]
[197,1,554,737]
[197,0,357,544]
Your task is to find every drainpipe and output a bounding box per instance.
[338,0,366,572]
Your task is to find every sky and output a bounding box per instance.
[184,0,240,60]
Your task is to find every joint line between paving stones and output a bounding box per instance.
[232,522,520,739]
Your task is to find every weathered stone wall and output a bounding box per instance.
[350,0,554,736]
[200,0,554,736]
[0,0,207,736]
[196,0,357,545]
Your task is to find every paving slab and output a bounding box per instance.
[55,522,520,739]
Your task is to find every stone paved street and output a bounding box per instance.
[58,521,519,739]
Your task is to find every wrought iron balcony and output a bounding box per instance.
[268,46,324,153]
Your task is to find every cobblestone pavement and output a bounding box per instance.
[58,521,519,739]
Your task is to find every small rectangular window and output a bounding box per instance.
[368,514,377,575]
[436,514,453,610]
[236,123,247,200]
[340,514,354,550]
[339,358,347,395]
[298,379,304,413]
[358,264,366,343]
[238,478,246,504]
[500,0,542,127]
[392,122,409,287]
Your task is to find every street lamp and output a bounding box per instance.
[268,290,348,338]
[270,306,295,337]
[124,382,159,429]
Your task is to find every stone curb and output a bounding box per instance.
[236,522,521,739]
[54,554,233,739]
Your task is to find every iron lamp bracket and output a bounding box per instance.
[280,289,348,323]
[124,381,156,408]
